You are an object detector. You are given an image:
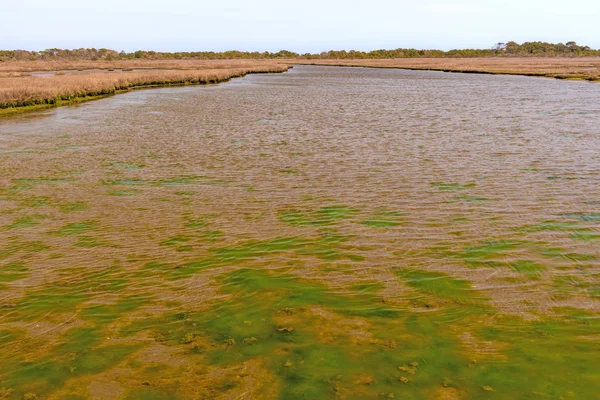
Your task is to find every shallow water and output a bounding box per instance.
[0,66,599,399]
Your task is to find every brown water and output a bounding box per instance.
[0,66,599,399]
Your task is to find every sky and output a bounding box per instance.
[3,0,599,52]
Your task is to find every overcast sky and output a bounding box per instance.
[3,0,599,52]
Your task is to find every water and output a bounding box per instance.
[0,66,599,399]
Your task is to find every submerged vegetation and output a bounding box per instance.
[0,64,599,398]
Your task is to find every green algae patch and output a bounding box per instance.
[201,180,232,185]
[120,268,486,399]
[1,326,140,398]
[7,266,132,321]
[175,191,196,196]
[201,230,224,241]
[278,210,313,226]
[561,213,600,222]
[350,282,385,294]
[361,210,403,228]
[571,231,600,241]
[20,196,51,208]
[103,175,225,188]
[81,296,148,325]
[451,216,471,223]
[0,328,22,346]
[279,205,358,227]
[59,201,88,212]
[0,262,29,283]
[17,196,86,212]
[0,239,48,261]
[168,234,362,279]
[12,177,73,188]
[160,235,192,246]
[552,307,600,328]
[74,235,113,248]
[521,220,590,233]
[541,248,597,263]
[430,182,476,191]
[507,260,545,278]
[4,215,46,230]
[109,162,145,170]
[158,176,201,186]
[453,195,489,203]
[316,206,358,221]
[551,275,598,299]
[431,238,594,277]
[473,315,600,399]
[184,219,208,229]
[462,240,523,266]
[103,179,147,186]
[12,290,89,321]
[426,240,545,274]
[395,268,485,309]
[4,177,72,195]
[123,269,411,396]
[53,221,97,236]
[108,189,143,196]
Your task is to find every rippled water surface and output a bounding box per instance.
[1,66,599,399]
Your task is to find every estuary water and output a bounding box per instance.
[0,66,599,399]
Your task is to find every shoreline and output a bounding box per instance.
[0,67,290,117]
[2,59,599,117]
[295,62,600,81]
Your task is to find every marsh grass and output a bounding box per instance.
[298,57,600,81]
[0,63,289,111]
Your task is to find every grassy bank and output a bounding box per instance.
[0,59,292,74]
[0,63,289,115]
[0,94,119,116]
[2,57,599,116]
[296,57,600,81]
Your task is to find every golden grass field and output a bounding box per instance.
[299,57,600,80]
[0,60,289,112]
[1,57,599,114]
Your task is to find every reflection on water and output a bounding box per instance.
[0,66,599,399]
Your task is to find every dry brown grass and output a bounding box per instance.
[0,59,289,73]
[295,57,600,80]
[0,61,289,109]
[2,57,599,112]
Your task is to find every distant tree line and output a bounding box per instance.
[1,41,598,61]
